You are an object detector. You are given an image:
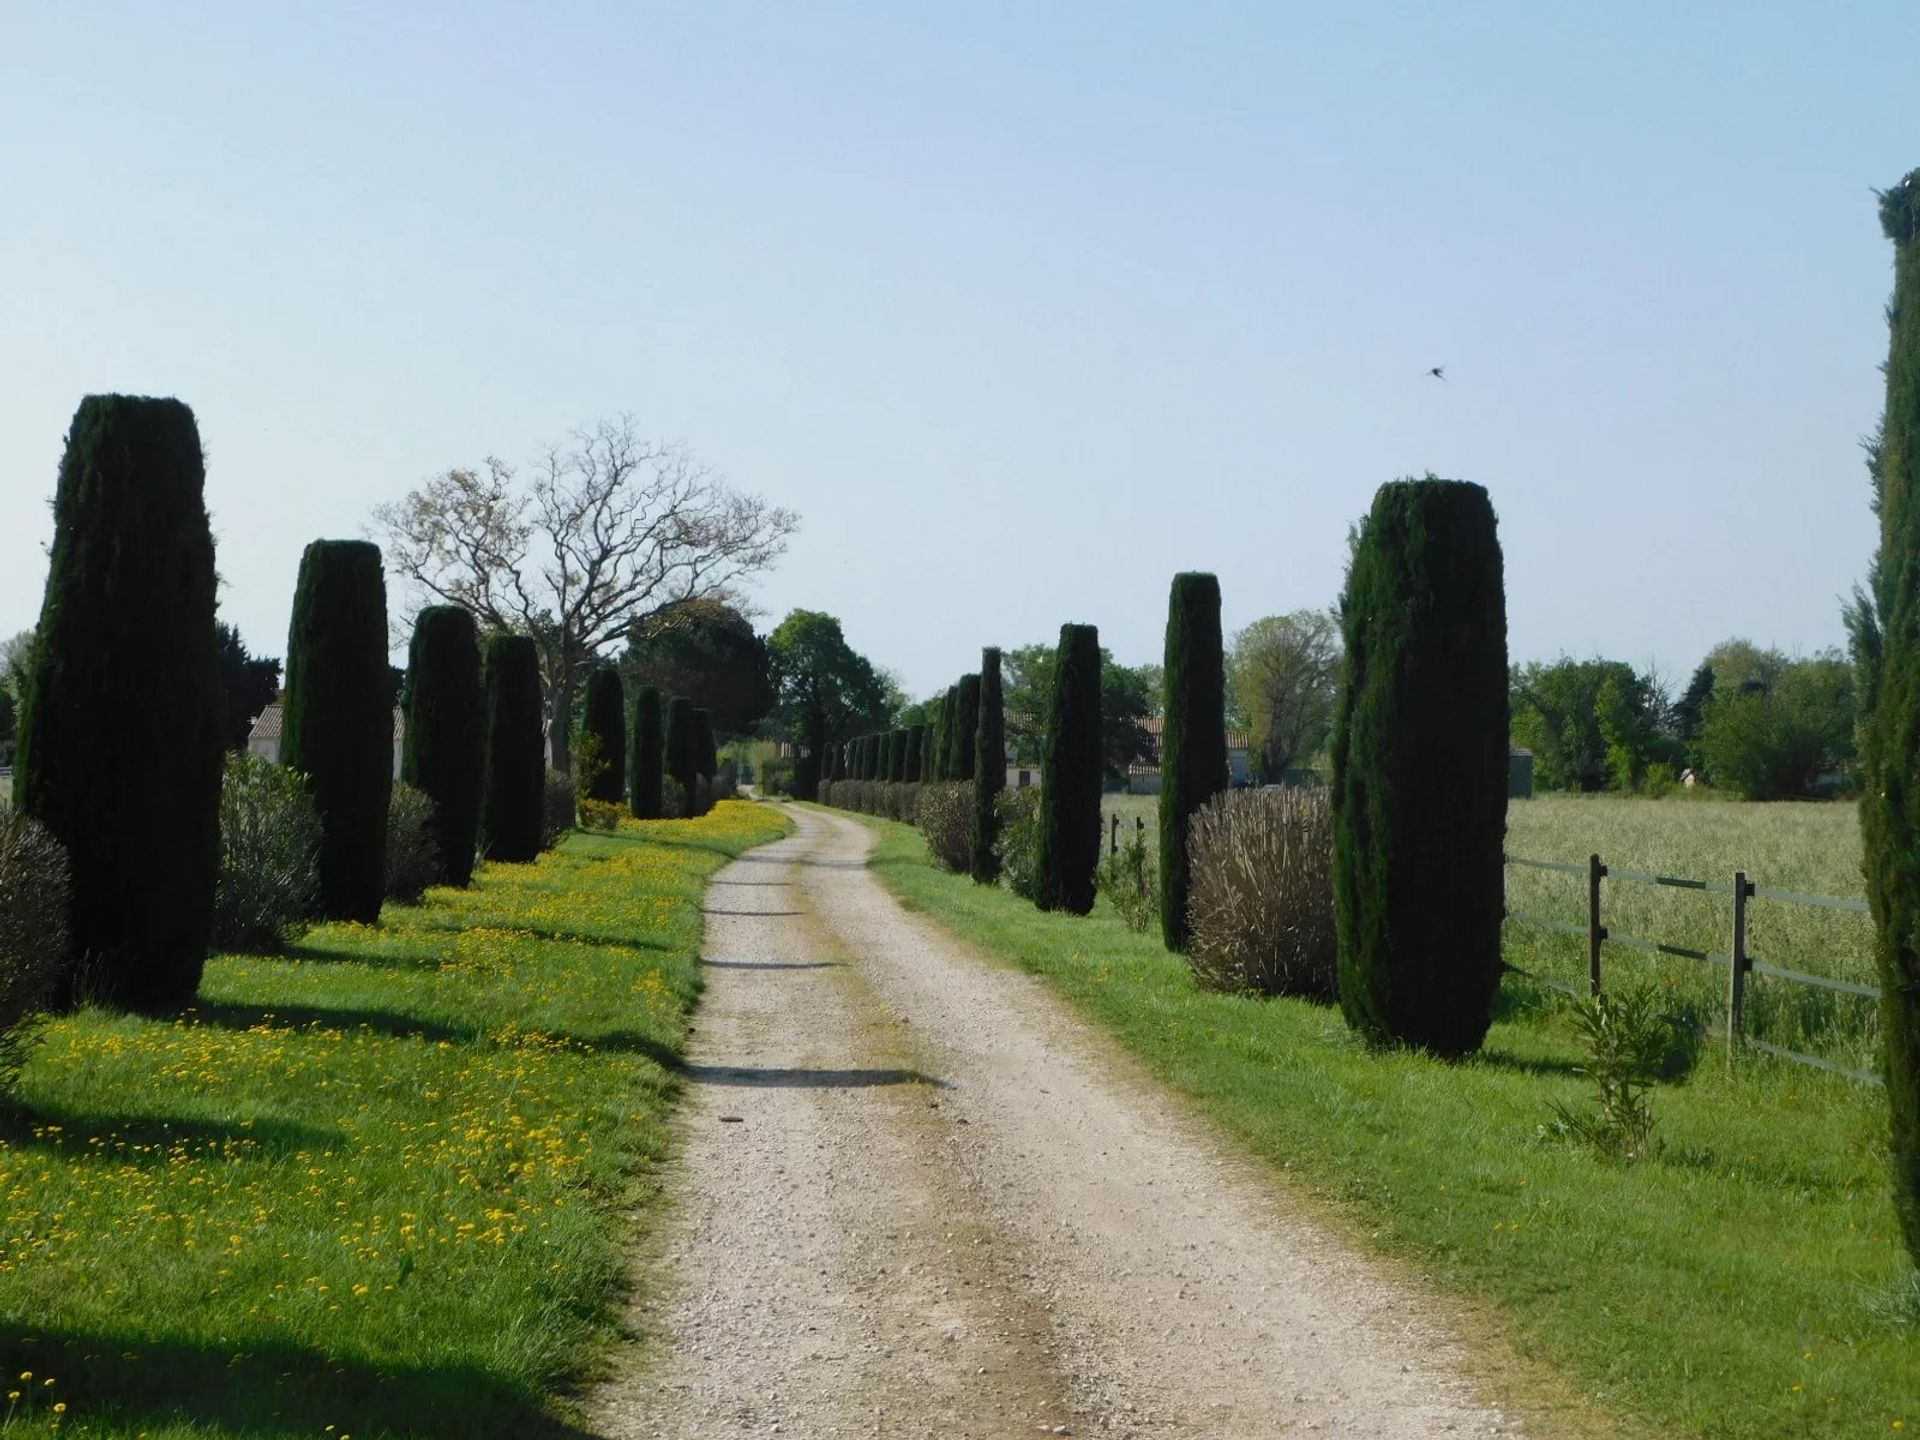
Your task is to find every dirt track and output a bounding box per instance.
[591,803,1516,1439]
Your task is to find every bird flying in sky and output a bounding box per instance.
[1428,365,1447,381]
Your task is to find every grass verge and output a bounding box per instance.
[0,799,790,1439]
[853,809,1918,1440]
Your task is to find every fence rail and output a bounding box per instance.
[1502,850,1882,1086]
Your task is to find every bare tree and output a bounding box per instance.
[1230,610,1341,782]
[374,415,798,772]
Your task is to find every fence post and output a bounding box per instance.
[1110,814,1120,856]
[1587,853,1606,996]
[1726,871,1750,1072]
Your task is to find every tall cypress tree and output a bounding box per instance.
[629,685,665,818]
[929,695,948,782]
[906,723,928,783]
[582,666,626,804]
[1159,573,1229,951]
[402,605,484,888]
[881,728,900,783]
[481,633,545,861]
[693,708,717,813]
[952,674,981,783]
[663,697,699,816]
[1333,477,1507,1057]
[971,647,1006,883]
[284,540,392,922]
[1035,626,1101,915]
[15,395,224,1011]
[1856,167,1920,1266]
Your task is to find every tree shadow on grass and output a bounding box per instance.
[0,1098,339,1157]
[1467,1048,1587,1081]
[182,1000,473,1047]
[701,958,840,971]
[0,1322,594,1439]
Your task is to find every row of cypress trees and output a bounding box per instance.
[9,393,730,1016]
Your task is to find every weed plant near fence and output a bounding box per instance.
[0,800,790,1438]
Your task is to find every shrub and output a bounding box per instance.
[579,798,623,832]
[971,649,1005,884]
[919,782,972,872]
[715,762,739,801]
[693,776,713,817]
[541,768,575,849]
[582,666,626,804]
[1544,982,1675,1163]
[481,633,545,862]
[1036,624,1102,915]
[661,777,689,819]
[1159,573,1228,951]
[1333,477,1508,1057]
[401,605,484,887]
[14,394,224,1011]
[0,809,71,1084]
[1186,787,1336,997]
[693,708,717,811]
[1096,821,1158,933]
[212,753,322,954]
[630,684,665,818]
[385,781,442,904]
[1857,166,1920,1263]
[284,539,392,921]
[994,788,1044,900]
[888,781,921,825]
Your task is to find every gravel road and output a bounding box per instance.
[591,803,1517,1439]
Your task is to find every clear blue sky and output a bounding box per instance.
[3,3,1913,698]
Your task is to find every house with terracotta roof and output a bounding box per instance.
[1120,715,1254,794]
[247,703,406,780]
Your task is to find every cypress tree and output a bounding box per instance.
[920,722,935,782]
[284,540,392,922]
[971,647,1006,883]
[863,733,879,780]
[881,728,900,783]
[951,675,981,783]
[1333,477,1508,1057]
[693,708,717,813]
[402,605,484,888]
[663,697,699,816]
[1856,167,1920,1265]
[1159,573,1229,951]
[906,723,927,783]
[1035,626,1102,915]
[630,684,664,818]
[929,696,948,782]
[481,633,545,861]
[582,666,626,803]
[853,734,868,781]
[14,394,224,1011]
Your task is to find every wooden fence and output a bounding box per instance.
[1502,852,1881,1085]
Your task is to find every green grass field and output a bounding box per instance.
[0,799,790,1439]
[855,805,1917,1440]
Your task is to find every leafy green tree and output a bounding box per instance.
[1161,574,1229,951]
[216,623,282,752]
[1510,658,1663,791]
[630,685,664,818]
[481,633,545,861]
[767,609,892,800]
[621,599,775,738]
[972,648,1006,883]
[1333,477,1507,1057]
[284,540,393,923]
[1005,641,1154,780]
[1035,625,1102,915]
[14,396,225,1011]
[1699,652,1854,799]
[1852,166,1920,1268]
[1228,609,1339,782]
[402,606,485,887]
[581,666,627,803]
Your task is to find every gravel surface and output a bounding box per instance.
[591,803,1517,1439]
